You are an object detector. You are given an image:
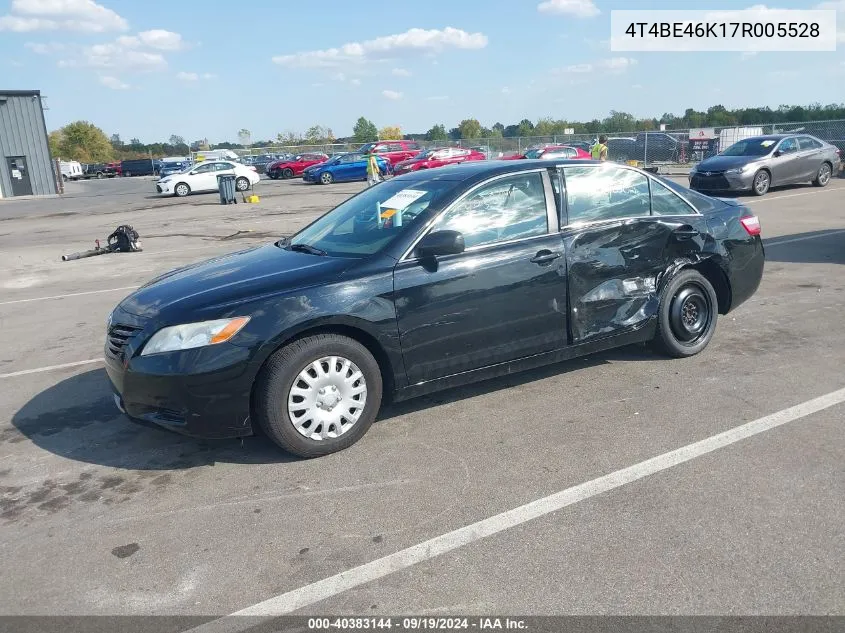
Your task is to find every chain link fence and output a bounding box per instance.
[195,119,845,171]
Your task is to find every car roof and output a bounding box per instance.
[393,158,607,183]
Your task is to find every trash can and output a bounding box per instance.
[217,174,237,204]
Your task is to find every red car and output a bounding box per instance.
[393,147,487,175]
[358,139,421,166]
[266,153,329,179]
[499,145,592,161]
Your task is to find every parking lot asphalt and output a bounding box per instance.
[0,174,844,618]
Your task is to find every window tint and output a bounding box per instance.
[431,172,548,248]
[407,142,420,150]
[340,154,362,163]
[388,143,404,152]
[563,165,651,224]
[798,136,822,150]
[214,162,234,171]
[193,163,215,173]
[650,179,694,215]
[778,138,798,153]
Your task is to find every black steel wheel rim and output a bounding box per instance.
[669,283,712,344]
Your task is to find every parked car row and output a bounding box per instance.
[155,159,260,197]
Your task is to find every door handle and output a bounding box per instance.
[530,250,562,264]
[673,226,699,240]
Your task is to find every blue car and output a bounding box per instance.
[302,152,390,184]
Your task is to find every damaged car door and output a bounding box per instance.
[556,164,706,344]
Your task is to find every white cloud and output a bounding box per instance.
[272,26,488,68]
[537,0,599,18]
[25,41,64,53]
[501,86,511,94]
[556,56,637,74]
[99,75,129,90]
[382,89,403,100]
[816,1,845,42]
[138,29,184,51]
[0,0,127,32]
[201,72,216,79]
[350,78,361,85]
[392,67,411,76]
[176,71,198,81]
[87,48,167,71]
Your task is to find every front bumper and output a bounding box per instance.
[302,171,318,182]
[689,170,755,192]
[104,320,256,439]
[156,181,173,195]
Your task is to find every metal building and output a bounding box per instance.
[0,90,57,199]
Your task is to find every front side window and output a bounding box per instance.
[192,163,215,174]
[778,138,798,154]
[429,172,548,249]
[562,165,651,224]
[290,179,455,257]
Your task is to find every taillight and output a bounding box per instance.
[740,215,761,236]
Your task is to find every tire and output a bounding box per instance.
[751,169,770,196]
[653,269,718,358]
[320,172,334,185]
[174,182,190,197]
[268,171,278,180]
[235,176,250,192]
[813,162,832,187]
[282,168,294,179]
[253,334,383,458]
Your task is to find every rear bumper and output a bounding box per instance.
[104,342,255,440]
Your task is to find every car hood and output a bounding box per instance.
[395,158,423,169]
[697,155,766,171]
[117,244,354,319]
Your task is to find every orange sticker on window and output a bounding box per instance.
[380,208,397,219]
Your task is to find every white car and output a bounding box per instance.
[155,160,259,197]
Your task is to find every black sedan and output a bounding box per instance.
[105,160,764,457]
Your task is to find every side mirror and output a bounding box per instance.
[773,150,783,157]
[416,230,465,258]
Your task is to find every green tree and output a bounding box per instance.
[458,118,482,139]
[352,117,378,143]
[304,125,326,144]
[516,118,535,137]
[237,129,252,146]
[53,121,114,162]
[276,131,301,145]
[169,134,185,147]
[425,124,447,141]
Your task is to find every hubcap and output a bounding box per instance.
[321,173,331,184]
[176,185,187,195]
[287,356,367,441]
[669,284,711,344]
[819,165,831,185]
[236,178,248,191]
[755,173,769,194]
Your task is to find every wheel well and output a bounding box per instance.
[250,324,397,412]
[686,260,731,314]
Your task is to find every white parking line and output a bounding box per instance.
[0,286,138,306]
[745,185,845,204]
[0,359,102,379]
[764,228,845,247]
[186,386,845,632]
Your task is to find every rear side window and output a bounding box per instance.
[798,136,822,150]
[562,165,651,224]
[407,142,420,150]
[650,179,695,215]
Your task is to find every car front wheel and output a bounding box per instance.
[235,176,250,191]
[253,334,383,457]
[174,182,190,197]
[751,169,770,196]
[320,172,334,185]
[282,168,294,179]
[654,269,718,358]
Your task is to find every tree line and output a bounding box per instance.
[48,102,845,162]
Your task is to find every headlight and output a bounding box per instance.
[141,317,250,356]
[726,164,753,175]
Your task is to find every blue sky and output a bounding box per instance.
[1,0,843,143]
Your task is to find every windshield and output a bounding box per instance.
[288,179,456,257]
[358,143,376,153]
[720,139,777,157]
[413,150,435,160]
[524,149,545,159]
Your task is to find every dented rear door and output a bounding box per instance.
[557,164,704,344]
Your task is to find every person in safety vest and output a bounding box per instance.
[366,151,382,186]
[591,135,608,161]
